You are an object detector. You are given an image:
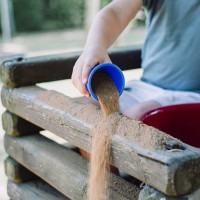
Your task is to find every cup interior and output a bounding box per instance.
[87,63,125,101]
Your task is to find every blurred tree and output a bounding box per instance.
[13,0,43,32]
[42,0,84,30]
[12,0,84,33]
[6,0,144,34]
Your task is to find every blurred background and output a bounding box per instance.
[0,0,146,199]
[0,0,146,57]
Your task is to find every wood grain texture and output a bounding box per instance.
[2,110,42,136]
[4,134,140,200]
[0,47,141,88]
[7,179,69,200]
[5,157,37,183]
[139,185,200,200]
[2,86,200,196]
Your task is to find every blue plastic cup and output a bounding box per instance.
[86,63,125,101]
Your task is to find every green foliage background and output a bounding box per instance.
[12,0,84,33]
[0,0,114,35]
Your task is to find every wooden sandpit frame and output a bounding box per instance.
[1,48,200,200]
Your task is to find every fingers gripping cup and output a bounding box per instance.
[86,63,125,101]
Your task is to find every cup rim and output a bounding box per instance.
[87,63,125,101]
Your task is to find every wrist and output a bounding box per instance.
[83,45,107,58]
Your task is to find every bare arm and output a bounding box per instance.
[72,0,143,96]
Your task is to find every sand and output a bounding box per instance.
[88,70,120,200]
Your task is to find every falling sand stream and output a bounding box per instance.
[88,70,120,200]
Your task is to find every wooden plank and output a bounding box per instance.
[109,47,141,70]
[0,47,141,87]
[139,185,200,200]
[5,157,37,183]
[2,86,200,196]
[2,110,42,136]
[4,134,140,200]
[0,52,78,88]
[7,180,69,200]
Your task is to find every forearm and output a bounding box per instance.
[85,8,123,50]
[84,0,143,50]
[72,0,142,96]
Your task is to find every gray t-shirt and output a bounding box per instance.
[141,0,200,92]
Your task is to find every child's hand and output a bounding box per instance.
[71,46,111,97]
[71,0,142,97]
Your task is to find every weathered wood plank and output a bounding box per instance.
[4,134,140,200]
[0,47,141,88]
[7,180,69,200]
[139,185,200,200]
[5,157,37,183]
[110,47,141,70]
[2,110,42,136]
[2,86,200,196]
